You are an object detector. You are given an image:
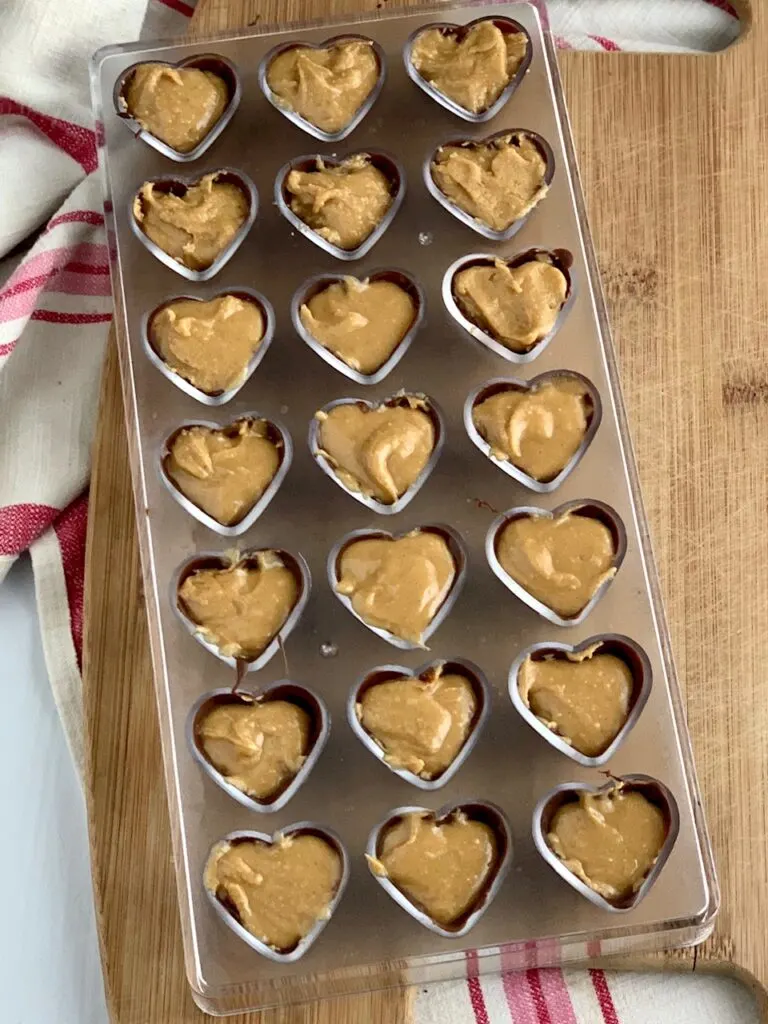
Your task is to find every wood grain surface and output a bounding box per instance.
[83,0,768,1020]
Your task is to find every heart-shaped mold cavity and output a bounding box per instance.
[348,658,489,789]
[366,800,512,936]
[328,525,466,650]
[160,413,291,535]
[425,130,553,241]
[174,548,310,672]
[130,168,257,281]
[204,824,349,961]
[292,269,425,385]
[275,150,405,261]
[144,288,274,405]
[114,54,241,162]
[404,16,532,122]
[465,371,601,492]
[309,393,443,514]
[486,500,626,627]
[259,34,386,142]
[444,249,574,363]
[187,682,329,812]
[509,635,652,766]
[532,775,679,912]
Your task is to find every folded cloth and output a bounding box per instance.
[0,0,742,1019]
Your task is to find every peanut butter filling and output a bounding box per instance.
[149,294,265,395]
[336,530,456,645]
[197,698,310,799]
[285,155,393,250]
[133,173,249,270]
[358,667,476,778]
[165,419,280,526]
[178,551,299,660]
[316,397,434,503]
[472,378,591,482]
[300,277,417,375]
[519,643,633,757]
[496,510,616,618]
[123,63,229,153]
[432,134,547,232]
[455,258,568,351]
[266,40,379,134]
[370,811,497,927]
[205,833,342,950]
[410,20,528,114]
[547,786,666,901]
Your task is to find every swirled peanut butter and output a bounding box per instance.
[300,277,417,374]
[410,20,528,114]
[547,786,666,901]
[123,63,229,152]
[358,667,476,778]
[496,511,616,618]
[519,644,633,757]
[149,294,265,395]
[197,698,310,799]
[472,378,591,482]
[370,812,497,926]
[133,173,249,270]
[316,398,434,503]
[205,833,342,950]
[336,530,456,644]
[165,419,280,526]
[285,155,393,250]
[432,134,547,232]
[455,258,568,351]
[178,551,299,660]
[266,40,379,134]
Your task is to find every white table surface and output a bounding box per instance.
[0,554,760,1024]
[0,556,108,1024]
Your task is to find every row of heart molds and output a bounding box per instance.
[143,248,574,407]
[152,373,596,538]
[130,135,554,278]
[188,683,330,813]
[486,499,627,628]
[172,506,624,672]
[114,19,532,165]
[188,635,650,819]
[205,775,678,962]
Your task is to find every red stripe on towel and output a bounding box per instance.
[0,98,97,172]
[590,969,620,1024]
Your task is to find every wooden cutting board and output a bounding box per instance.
[83,1,768,1020]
